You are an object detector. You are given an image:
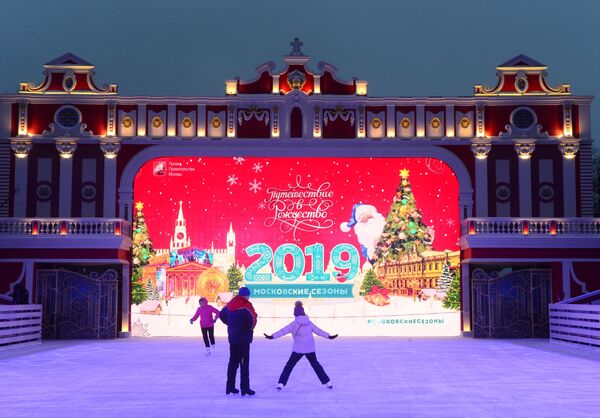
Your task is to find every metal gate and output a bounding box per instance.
[472,268,551,338]
[36,269,118,339]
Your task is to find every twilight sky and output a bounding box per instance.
[0,0,598,145]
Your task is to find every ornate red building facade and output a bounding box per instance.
[0,40,598,337]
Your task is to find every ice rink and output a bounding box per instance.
[1,337,598,418]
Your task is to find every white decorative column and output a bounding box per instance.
[167,103,176,137]
[559,141,580,216]
[227,105,236,138]
[106,101,117,137]
[386,105,395,138]
[137,103,147,137]
[514,140,535,217]
[416,105,425,137]
[312,106,321,138]
[271,106,280,138]
[445,104,455,138]
[119,191,134,221]
[10,140,32,216]
[197,104,206,137]
[471,141,491,216]
[101,140,121,217]
[475,103,485,138]
[562,261,571,300]
[461,262,471,335]
[119,262,131,337]
[56,140,77,217]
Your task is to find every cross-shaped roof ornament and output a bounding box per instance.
[289,37,304,56]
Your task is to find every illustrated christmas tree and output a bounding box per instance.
[226,264,244,295]
[360,269,383,296]
[443,268,461,310]
[438,261,452,292]
[145,278,160,301]
[131,201,156,305]
[373,169,433,264]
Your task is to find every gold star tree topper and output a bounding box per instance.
[135,201,144,211]
[400,169,410,178]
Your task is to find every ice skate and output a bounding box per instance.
[276,383,284,390]
[241,388,255,396]
[206,347,211,356]
[324,382,333,389]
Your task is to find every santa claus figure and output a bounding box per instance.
[340,203,386,262]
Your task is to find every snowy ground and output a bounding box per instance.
[132,296,460,337]
[1,338,599,418]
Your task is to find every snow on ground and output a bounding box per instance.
[132,296,460,337]
[1,337,599,418]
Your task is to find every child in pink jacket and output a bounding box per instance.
[264,301,338,390]
[190,297,220,355]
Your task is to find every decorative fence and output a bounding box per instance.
[549,302,600,348]
[0,304,42,349]
[462,218,600,236]
[0,218,131,237]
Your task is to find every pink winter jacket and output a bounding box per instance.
[191,305,220,328]
[272,315,330,354]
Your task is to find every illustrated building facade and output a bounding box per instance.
[0,40,598,337]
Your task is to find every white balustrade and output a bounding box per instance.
[462,218,600,236]
[0,218,131,237]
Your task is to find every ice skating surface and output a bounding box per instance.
[1,337,599,418]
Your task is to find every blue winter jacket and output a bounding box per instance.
[219,296,257,344]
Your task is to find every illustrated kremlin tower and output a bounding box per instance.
[154,201,236,272]
[170,201,191,250]
[211,222,236,272]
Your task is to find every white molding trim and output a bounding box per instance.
[118,141,474,222]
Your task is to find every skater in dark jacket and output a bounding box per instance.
[264,301,337,390]
[219,287,257,396]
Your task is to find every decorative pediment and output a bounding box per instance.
[474,54,570,96]
[167,261,210,273]
[19,52,117,95]
[228,38,363,96]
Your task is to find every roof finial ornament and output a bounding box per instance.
[289,37,304,56]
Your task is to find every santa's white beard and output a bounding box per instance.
[354,214,386,259]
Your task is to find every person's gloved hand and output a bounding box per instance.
[264,333,274,339]
[189,319,193,325]
[328,334,338,340]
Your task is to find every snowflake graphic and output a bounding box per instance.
[446,218,455,227]
[249,179,262,193]
[252,162,263,173]
[227,174,238,186]
[131,318,150,337]
[258,201,266,210]
[233,157,245,165]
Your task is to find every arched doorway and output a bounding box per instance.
[122,144,473,337]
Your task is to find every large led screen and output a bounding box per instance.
[131,157,461,336]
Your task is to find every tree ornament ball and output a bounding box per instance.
[401,198,408,204]
[408,221,415,228]
[136,227,142,233]
[410,229,417,234]
[133,257,139,265]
